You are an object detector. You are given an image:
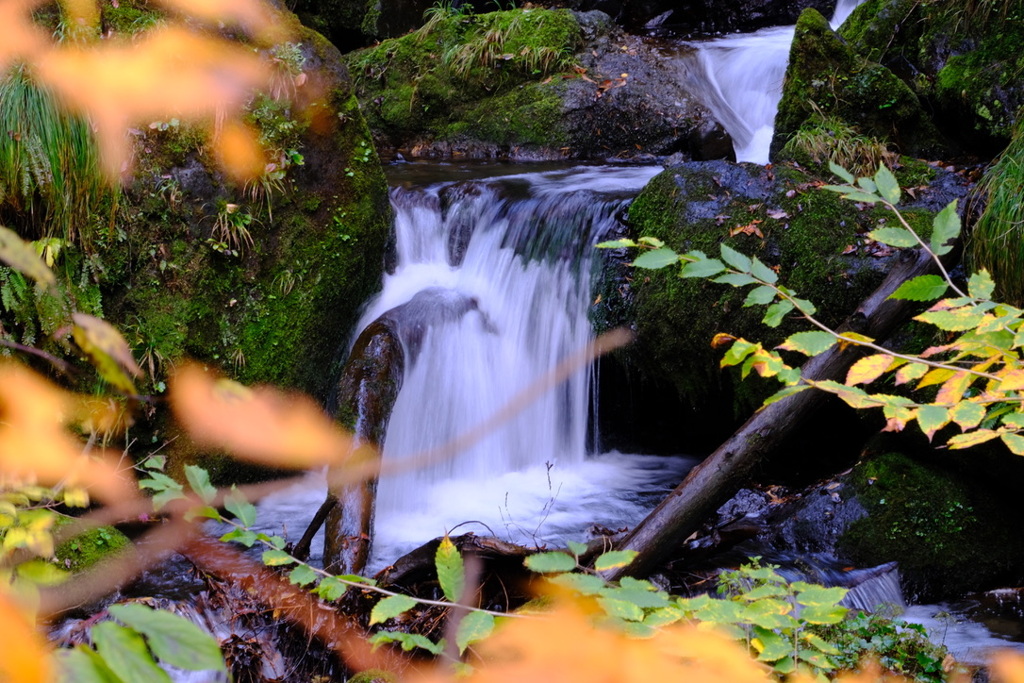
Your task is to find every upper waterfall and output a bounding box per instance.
[684,0,863,164]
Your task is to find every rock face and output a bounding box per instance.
[344,8,714,161]
[611,159,968,448]
[839,0,1024,151]
[771,8,946,160]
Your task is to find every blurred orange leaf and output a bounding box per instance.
[171,365,354,468]
[214,120,266,182]
[0,590,51,683]
[0,364,133,504]
[0,1,48,73]
[153,0,287,42]
[35,26,271,177]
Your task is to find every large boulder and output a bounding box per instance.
[771,8,946,160]
[605,159,967,449]
[838,0,1024,152]
[344,9,714,160]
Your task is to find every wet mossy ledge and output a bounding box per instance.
[840,451,1024,600]
[613,160,967,444]
[344,8,709,160]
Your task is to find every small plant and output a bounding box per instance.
[782,114,896,178]
[208,202,255,257]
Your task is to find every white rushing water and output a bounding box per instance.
[685,0,862,163]
[342,164,693,568]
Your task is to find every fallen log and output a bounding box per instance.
[605,247,939,581]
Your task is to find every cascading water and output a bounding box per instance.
[353,164,695,566]
[682,0,863,163]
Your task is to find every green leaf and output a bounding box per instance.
[456,611,495,654]
[524,551,576,573]
[680,257,726,278]
[289,564,318,587]
[949,402,987,430]
[752,626,790,662]
[873,164,901,204]
[947,430,1001,449]
[549,572,606,595]
[777,331,837,356]
[435,535,465,602]
[744,285,776,307]
[596,238,637,249]
[799,604,848,625]
[567,540,588,557]
[369,630,443,655]
[108,604,224,672]
[602,586,671,610]
[224,486,257,527]
[17,559,68,586]
[868,227,917,248]
[749,257,778,284]
[638,236,665,248]
[803,632,841,655]
[370,594,418,625]
[857,177,877,193]
[261,549,296,566]
[792,297,817,315]
[314,576,348,601]
[1001,432,1024,455]
[152,487,186,511]
[763,300,795,327]
[0,225,56,287]
[795,584,847,607]
[598,596,645,622]
[719,243,752,272]
[763,385,811,405]
[712,272,758,287]
[184,465,216,504]
[917,404,951,440]
[930,200,960,256]
[828,162,854,184]
[219,528,257,546]
[594,549,638,572]
[55,647,123,683]
[632,247,678,269]
[915,308,986,331]
[890,274,948,301]
[968,269,996,300]
[92,622,173,683]
[841,191,880,204]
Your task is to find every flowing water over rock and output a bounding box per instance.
[679,0,862,163]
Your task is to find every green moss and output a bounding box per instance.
[345,8,580,151]
[54,524,130,573]
[772,8,945,160]
[100,1,162,34]
[841,452,1024,597]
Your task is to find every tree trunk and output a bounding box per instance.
[605,247,938,581]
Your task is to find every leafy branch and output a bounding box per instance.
[604,162,1024,452]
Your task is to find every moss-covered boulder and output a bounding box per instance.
[771,8,946,160]
[840,451,1024,600]
[839,0,1024,150]
[54,525,131,572]
[617,160,961,444]
[345,8,710,160]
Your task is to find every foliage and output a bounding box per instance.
[0,66,115,248]
[607,161,1024,455]
[780,113,896,178]
[967,117,1024,304]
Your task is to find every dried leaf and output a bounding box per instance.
[170,364,354,468]
[72,313,142,395]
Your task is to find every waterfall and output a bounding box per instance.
[358,165,663,515]
[684,0,863,164]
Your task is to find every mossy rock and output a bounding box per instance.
[348,669,397,683]
[771,8,946,160]
[840,451,1024,599]
[54,525,130,573]
[839,0,1024,150]
[345,8,580,156]
[621,160,944,441]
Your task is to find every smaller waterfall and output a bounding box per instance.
[683,0,863,164]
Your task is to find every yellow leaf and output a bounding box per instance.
[171,365,354,468]
[0,226,57,288]
[0,590,51,683]
[846,354,895,386]
[895,362,928,385]
[71,313,142,395]
[916,367,955,389]
[936,371,973,405]
[998,368,1024,392]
